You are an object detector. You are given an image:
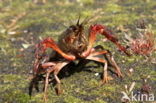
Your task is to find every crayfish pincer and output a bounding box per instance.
[29,18,130,101]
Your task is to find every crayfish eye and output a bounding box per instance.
[69,25,77,31]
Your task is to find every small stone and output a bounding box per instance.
[22,43,31,49]
[129,68,134,73]
[94,73,99,76]
[19,48,24,52]
[23,30,28,33]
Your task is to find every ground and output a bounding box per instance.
[0,0,156,103]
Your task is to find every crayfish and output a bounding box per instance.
[29,18,130,101]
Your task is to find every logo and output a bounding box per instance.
[121,91,155,102]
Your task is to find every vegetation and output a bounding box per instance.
[0,0,155,103]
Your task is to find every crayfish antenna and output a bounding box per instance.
[77,15,81,26]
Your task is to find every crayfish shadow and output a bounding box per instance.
[28,59,118,96]
[50,59,90,86]
[50,59,117,86]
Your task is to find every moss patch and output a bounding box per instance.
[0,0,156,103]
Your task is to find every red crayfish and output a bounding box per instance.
[29,18,130,100]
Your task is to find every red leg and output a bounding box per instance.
[82,24,130,57]
[41,37,76,61]
[105,54,123,77]
[53,61,69,95]
[91,48,123,77]
[41,62,56,69]
[43,72,50,102]
[91,50,108,56]
[86,51,112,83]
[43,61,69,101]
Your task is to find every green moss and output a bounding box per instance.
[112,13,138,25]
[64,95,83,103]
[104,3,123,13]
[0,40,10,50]
[78,0,94,5]
[0,74,30,102]
[0,0,156,103]
[92,99,107,103]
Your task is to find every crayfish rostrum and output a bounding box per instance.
[29,18,130,100]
